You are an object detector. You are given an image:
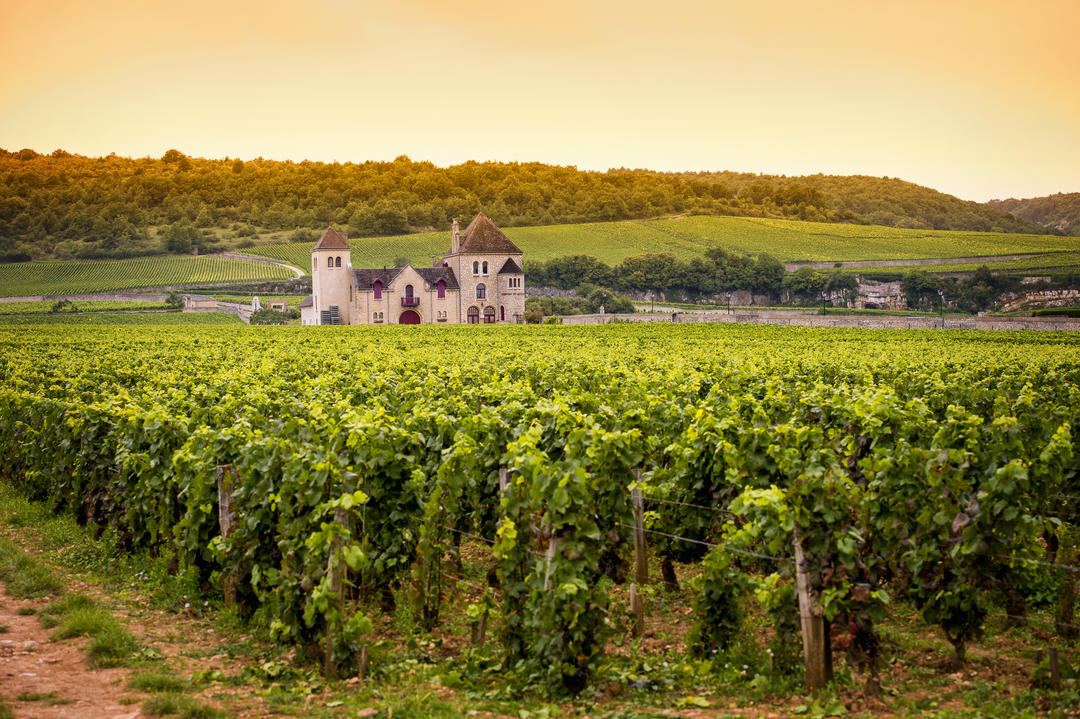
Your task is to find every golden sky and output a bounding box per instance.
[1,0,1077,201]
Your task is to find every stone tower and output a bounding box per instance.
[310,226,353,325]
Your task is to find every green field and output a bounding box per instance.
[211,293,306,307]
[0,312,242,326]
[0,256,296,297]
[240,215,1080,273]
[0,300,173,315]
[847,251,1080,278]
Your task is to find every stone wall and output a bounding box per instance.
[1000,288,1080,313]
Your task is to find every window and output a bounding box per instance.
[467,306,479,324]
[482,261,488,274]
[436,279,446,299]
[373,280,382,299]
[327,256,333,268]
[484,306,495,324]
[500,306,505,321]
[472,261,479,275]
[476,283,486,299]
[313,257,317,270]
[335,256,342,268]
[405,284,414,299]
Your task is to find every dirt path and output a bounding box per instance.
[210,252,306,278]
[0,588,139,719]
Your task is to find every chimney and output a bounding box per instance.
[431,254,438,268]
[451,218,460,253]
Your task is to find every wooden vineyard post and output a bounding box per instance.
[358,644,369,680]
[630,468,647,637]
[1049,646,1061,692]
[324,506,348,679]
[793,525,832,691]
[471,612,487,646]
[215,464,237,610]
[499,466,509,494]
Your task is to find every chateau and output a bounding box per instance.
[299,213,524,326]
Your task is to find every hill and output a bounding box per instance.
[242,215,1080,273]
[0,148,1051,263]
[987,192,1080,235]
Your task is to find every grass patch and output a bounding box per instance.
[47,599,137,667]
[0,699,12,719]
[129,672,189,693]
[0,625,7,633]
[51,605,118,640]
[142,693,225,719]
[39,593,95,628]
[16,606,36,616]
[39,592,137,667]
[0,537,64,598]
[87,624,138,667]
[16,691,73,705]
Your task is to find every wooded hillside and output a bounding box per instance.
[0,147,1050,261]
[987,192,1080,235]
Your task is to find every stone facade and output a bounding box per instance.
[300,213,525,326]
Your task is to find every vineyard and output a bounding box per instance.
[847,252,1080,279]
[1,323,1079,711]
[0,300,173,315]
[239,216,1080,273]
[0,255,295,296]
[0,312,241,326]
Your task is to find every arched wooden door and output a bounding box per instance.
[399,310,421,324]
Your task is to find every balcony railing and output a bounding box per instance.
[401,297,420,307]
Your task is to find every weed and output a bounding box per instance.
[16,692,73,705]
[41,594,137,667]
[16,607,36,616]
[129,672,189,693]
[39,593,95,628]
[0,698,12,719]
[142,693,225,718]
[51,606,117,640]
[0,625,7,633]
[88,625,137,667]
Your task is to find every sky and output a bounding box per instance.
[1,0,1077,202]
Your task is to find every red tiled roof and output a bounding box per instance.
[313,225,350,250]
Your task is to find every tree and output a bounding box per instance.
[163,222,199,254]
[827,272,859,306]
[782,266,828,304]
[900,270,942,310]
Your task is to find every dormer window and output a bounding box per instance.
[373,280,382,299]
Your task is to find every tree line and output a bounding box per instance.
[0,147,1051,261]
[987,192,1080,236]
[525,248,859,305]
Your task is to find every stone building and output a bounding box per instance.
[300,213,525,325]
